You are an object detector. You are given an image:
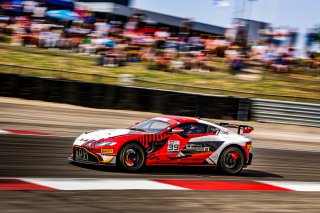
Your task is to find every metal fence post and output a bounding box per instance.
[237,98,250,121]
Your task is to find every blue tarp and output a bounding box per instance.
[45,10,79,21]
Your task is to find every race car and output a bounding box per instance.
[69,116,253,174]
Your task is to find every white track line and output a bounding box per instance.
[14,178,320,191]
[258,181,320,192]
[20,178,188,190]
[0,130,10,134]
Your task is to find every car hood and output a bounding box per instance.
[73,129,140,146]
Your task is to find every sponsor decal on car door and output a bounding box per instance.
[155,134,189,163]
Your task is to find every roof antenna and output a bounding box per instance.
[195,104,201,119]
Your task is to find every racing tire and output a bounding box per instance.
[117,143,146,172]
[218,146,245,175]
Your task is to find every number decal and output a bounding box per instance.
[75,148,88,161]
[168,140,180,153]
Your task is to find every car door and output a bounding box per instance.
[157,122,209,164]
[174,122,213,163]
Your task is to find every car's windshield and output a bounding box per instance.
[130,119,170,133]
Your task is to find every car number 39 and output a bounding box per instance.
[75,148,88,161]
[168,140,180,153]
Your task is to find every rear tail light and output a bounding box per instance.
[246,141,252,151]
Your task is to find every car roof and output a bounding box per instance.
[151,115,200,125]
[149,116,232,133]
[152,115,226,128]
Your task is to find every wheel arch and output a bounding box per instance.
[216,143,247,174]
[119,140,146,152]
[218,144,247,163]
[116,140,147,165]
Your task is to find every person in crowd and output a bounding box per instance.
[179,18,193,41]
[305,28,315,53]
[154,27,170,49]
[21,0,38,17]
[188,33,204,51]
[289,28,298,47]
[94,19,110,37]
[225,45,244,72]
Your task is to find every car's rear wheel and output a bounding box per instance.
[117,143,146,172]
[218,146,245,175]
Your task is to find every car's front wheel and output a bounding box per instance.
[218,146,245,175]
[117,143,146,172]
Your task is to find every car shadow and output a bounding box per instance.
[70,162,284,179]
[143,166,284,179]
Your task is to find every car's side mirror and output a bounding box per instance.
[168,127,184,134]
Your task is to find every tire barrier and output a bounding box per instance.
[0,73,247,121]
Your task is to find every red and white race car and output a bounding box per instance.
[69,116,253,174]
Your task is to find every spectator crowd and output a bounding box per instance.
[1,1,320,73]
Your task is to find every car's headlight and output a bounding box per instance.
[96,142,117,147]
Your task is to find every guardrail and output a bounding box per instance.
[251,99,320,127]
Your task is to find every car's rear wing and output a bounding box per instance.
[218,123,254,134]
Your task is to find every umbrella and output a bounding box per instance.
[45,10,79,21]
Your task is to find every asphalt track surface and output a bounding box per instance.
[1,97,320,212]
